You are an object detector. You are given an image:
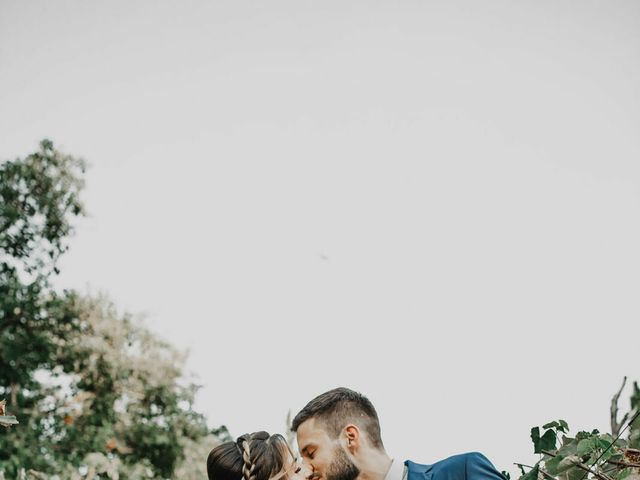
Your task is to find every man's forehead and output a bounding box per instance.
[297,417,325,433]
[296,418,327,446]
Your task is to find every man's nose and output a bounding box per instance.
[301,460,318,479]
[299,462,313,480]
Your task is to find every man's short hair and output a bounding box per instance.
[291,387,384,449]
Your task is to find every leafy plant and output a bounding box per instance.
[516,378,640,480]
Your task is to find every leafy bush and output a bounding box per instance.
[515,378,640,480]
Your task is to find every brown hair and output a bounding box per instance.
[291,387,384,449]
[207,431,294,480]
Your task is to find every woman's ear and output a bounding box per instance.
[343,424,360,454]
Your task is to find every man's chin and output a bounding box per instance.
[326,473,359,480]
[326,467,360,480]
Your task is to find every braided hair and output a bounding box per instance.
[207,431,296,480]
[241,434,257,480]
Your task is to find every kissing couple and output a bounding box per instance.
[207,387,505,480]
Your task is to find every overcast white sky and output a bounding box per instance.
[2,0,640,475]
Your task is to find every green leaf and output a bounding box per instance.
[577,438,597,457]
[609,453,624,463]
[599,434,615,443]
[532,427,541,452]
[540,430,558,452]
[522,464,539,480]
[544,456,565,475]
[598,438,612,450]
[532,426,558,453]
[546,454,580,476]
[544,455,580,476]
[542,420,570,434]
[558,437,578,457]
[616,469,636,480]
[557,455,581,474]
[600,447,615,463]
[560,465,586,480]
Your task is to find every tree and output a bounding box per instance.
[1,139,86,407]
[0,141,220,479]
[1,140,87,476]
[41,293,216,479]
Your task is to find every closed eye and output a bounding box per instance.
[301,446,316,460]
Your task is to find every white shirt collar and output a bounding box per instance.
[383,459,406,480]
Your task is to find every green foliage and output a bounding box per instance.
[0,138,85,276]
[27,293,213,479]
[0,140,83,431]
[516,381,640,480]
[1,139,86,401]
[531,425,558,454]
[0,140,88,476]
[0,141,220,479]
[0,293,218,476]
[521,463,539,480]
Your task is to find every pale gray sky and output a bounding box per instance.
[2,0,640,475]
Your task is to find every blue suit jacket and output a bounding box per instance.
[406,452,505,480]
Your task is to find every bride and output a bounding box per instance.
[208,431,311,480]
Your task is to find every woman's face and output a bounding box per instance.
[284,448,312,480]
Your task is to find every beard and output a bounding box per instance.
[325,446,360,480]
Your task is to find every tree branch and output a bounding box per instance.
[611,377,628,437]
[606,459,640,469]
[541,451,614,480]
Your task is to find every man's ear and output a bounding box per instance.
[343,424,360,454]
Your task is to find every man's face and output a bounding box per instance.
[296,418,360,480]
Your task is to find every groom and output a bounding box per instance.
[292,387,505,480]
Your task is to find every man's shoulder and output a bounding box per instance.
[407,451,490,469]
[406,452,504,480]
[435,451,492,468]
